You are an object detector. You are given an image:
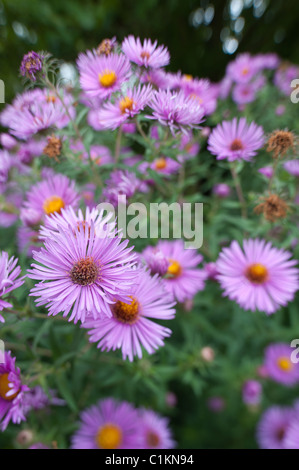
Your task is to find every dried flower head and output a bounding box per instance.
[20,51,43,82]
[266,130,296,159]
[96,37,117,56]
[254,194,288,222]
[43,135,62,161]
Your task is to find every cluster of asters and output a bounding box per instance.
[0,34,298,447]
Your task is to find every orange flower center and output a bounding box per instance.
[245,263,269,284]
[0,373,19,401]
[140,51,150,60]
[46,95,56,103]
[43,196,65,215]
[98,70,117,88]
[146,430,160,447]
[241,67,249,76]
[119,96,135,114]
[96,424,123,449]
[277,357,293,372]
[230,138,244,151]
[112,296,139,324]
[70,257,99,286]
[154,158,167,170]
[167,259,182,278]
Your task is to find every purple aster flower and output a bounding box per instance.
[208,117,265,162]
[4,88,76,140]
[283,160,299,177]
[180,78,218,115]
[263,343,299,387]
[20,173,79,225]
[122,35,170,69]
[156,240,207,303]
[207,396,225,413]
[83,267,176,361]
[213,183,231,198]
[139,409,176,449]
[71,398,142,449]
[147,89,205,135]
[275,104,286,116]
[77,51,131,99]
[232,82,257,105]
[227,53,259,84]
[102,169,148,207]
[0,133,17,150]
[242,380,262,406]
[0,351,30,431]
[274,64,299,95]
[28,220,137,323]
[285,417,299,449]
[216,239,299,314]
[39,206,114,241]
[177,131,200,161]
[203,262,219,281]
[94,84,153,130]
[257,405,294,449]
[69,141,113,166]
[141,246,169,276]
[22,386,65,415]
[0,251,24,323]
[0,150,11,184]
[20,51,43,81]
[258,166,274,179]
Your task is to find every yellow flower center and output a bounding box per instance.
[96,423,123,449]
[112,296,139,324]
[98,70,117,88]
[154,158,167,170]
[183,74,193,81]
[167,259,182,278]
[0,373,19,401]
[119,96,135,114]
[277,357,293,372]
[43,195,65,215]
[245,263,269,284]
[146,430,160,447]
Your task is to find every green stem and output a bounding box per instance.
[230,163,247,219]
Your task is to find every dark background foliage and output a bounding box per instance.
[1,0,299,102]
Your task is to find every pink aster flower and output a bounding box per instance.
[122,35,170,69]
[232,82,257,105]
[227,53,259,84]
[274,64,299,96]
[213,183,231,198]
[283,160,299,177]
[0,150,11,184]
[263,343,299,387]
[20,173,79,225]
[242,380,262,406]
[83,267,176,361]
[77,51,131,99]
[0,351,30,431]
[141,246,169,276]
[102,169,148,207]
[285,417,299,449]
[139,409,176,449]
[256,405,294,449]
[180,78,218,115]
[258,166,274,179]
[216,239,299,314]
[208,118,265,162]
[147,89,205,135]
[71,398,142,449]
[22,386,65,415]
[0,251,24,323]
[94,84,153,130]
[155,240,207,303]
[28,220,137,323]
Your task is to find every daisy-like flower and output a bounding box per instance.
[94,84,153,130]
[283,160,299,177]
[0,351,30,431]
[83,267,176,361]
[102,169,148,207]
[28,220,137,323]
[285,417,299,449]
[207,117,265,162]
[227,53,259,84]
[216,239,299,314]
[154,240,207,303]
[0,251,24,323]
[39,206,114,241]
[139,409,176,449]
[263,343,299,386]
[20,173,79,226]
[256,405,294,449]
[77,51,131,99]
[71,398,142,449]
[180,77,218,115]
[147,89,205,135]
[122,35,170,69]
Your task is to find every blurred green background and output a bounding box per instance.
[1,0,299,102]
